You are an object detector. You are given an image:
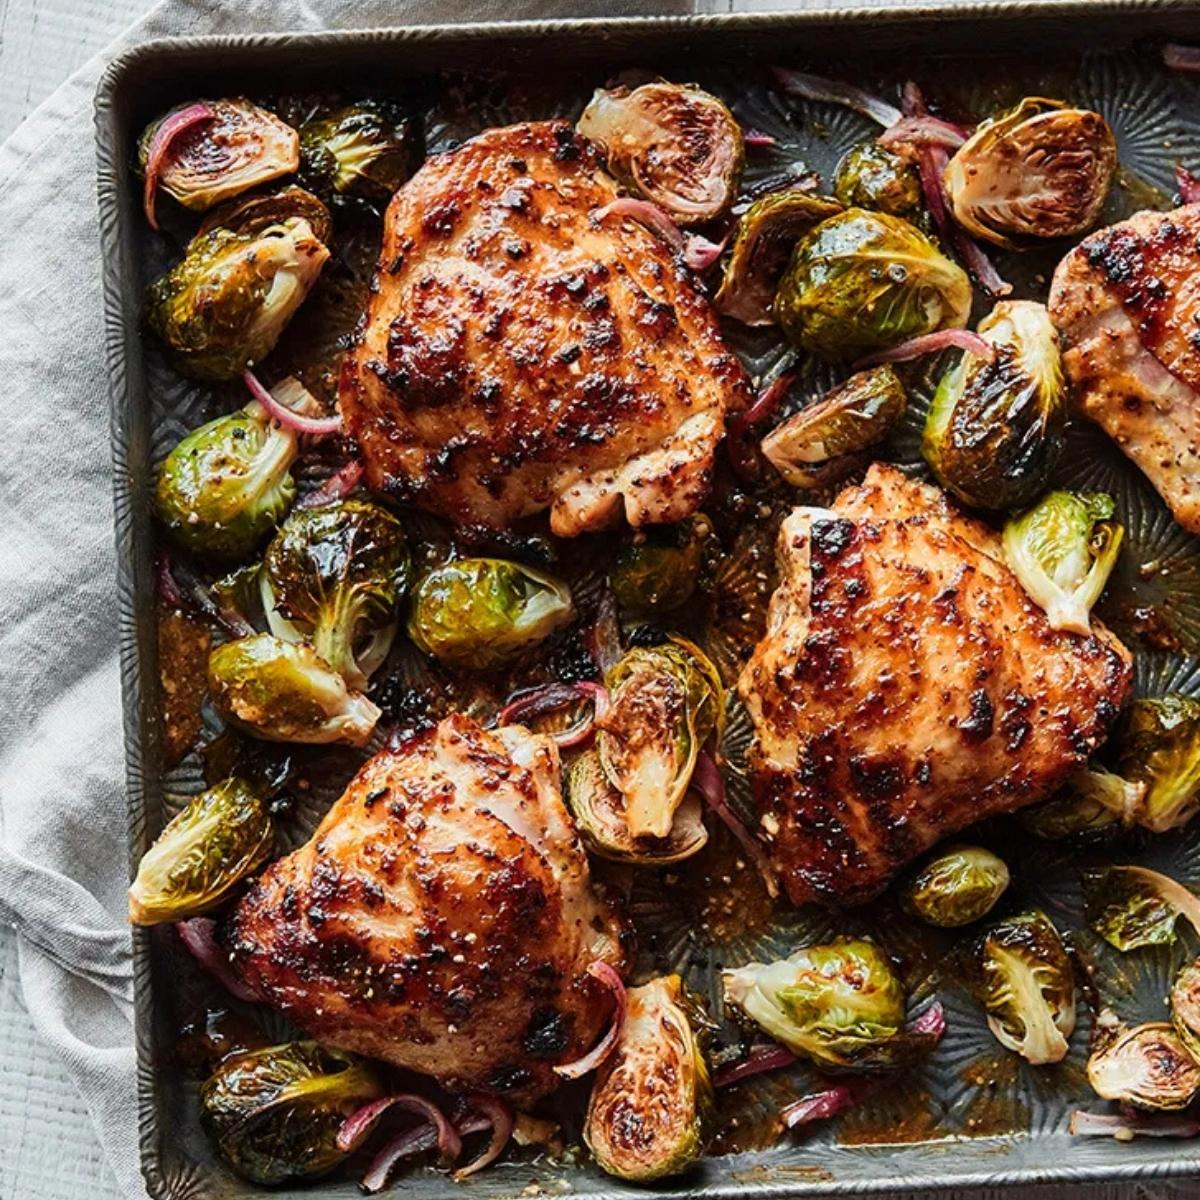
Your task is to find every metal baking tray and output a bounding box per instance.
[95,5,1200,1197]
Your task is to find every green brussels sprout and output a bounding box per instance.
[578,81,744,222]
[567,748,708,864]
[584,975,713,1181]
[610,517,711,617]
[200,1041,382,1184]
[834,141,922,217]
[261,498,409,691]
[773,208,971,361]
[722,939,908,1071]
[198,184,333,245]
[1117,695,1200,834]
[713,190,843,326]
[145,218,330,381]
[1171,959,1200,1064]
[901,845,1010,928]
[597,638,722,840]
[406,558,574,670]
[1086,1019,1200,1112]
[944,98,1116,248]
[128,777,273,926]
[1083,864,1200,952]
[968,910,1076,1065]
[154,403,298,559]
[299,99,417,208]
[761,365,907,489]
[1019,765,1145,840]
[138,98,300,214]
[208,633,381,746]
[923,299,1065,510]
[1003,491,1123,635]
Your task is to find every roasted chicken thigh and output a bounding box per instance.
[738,465,1133,908]
[338,120,750,536]
[228,715,629,1102]
[1049,203,1200,534]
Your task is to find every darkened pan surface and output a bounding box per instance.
[95,5,1200,1197]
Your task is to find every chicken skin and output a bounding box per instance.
[1049,204,1200,533]
[738,465,1133,908]
[228,715,629,1103]
[338,120,750,536]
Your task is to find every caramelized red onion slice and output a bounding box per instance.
[878,115,968,150]
[498,681,611,748]
[713,1042,799,1089]
[691,751,780,898]
[727,371,796,481]
[452,1096,516,1180]
[553,961,627,1079]
[359,1124,441,1194]
[587,589,623,674]
[1163,43,1200,72]
[853,328,994,369]
[296,458,364,510]
[337,1095,461,1160]
[1177,164,1200,205]
[243,369,342,436]
[782,1078,879,1129]
[1070,1110,1200,1140]
[156,550,186,611]
[143,102,215,229]
[771,67,902,128]
[743,128,778,148]
[683,232,730,271]
[165,553,255,638]
[908,999,947,1040]
[175,918,260,1003]
[594,197,685,252]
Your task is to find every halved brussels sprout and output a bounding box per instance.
[944,98,1116,248]
[208,633,380,746]
[1117,695,1200,834]
[584,975,712,1182]
[201,1041,382,1184]
[1171,959,1200,1063]
[155,403,298,560]
[299,99,417,208]
[138,98,300,214]
[261,498,409,691]
[145,218,329,381]
[969,910,1076,1065]
[774,208,971,361]
[406,558,573,670]
[1087,1020,1200,1112]
[923,299,1065,510]
[1083,864,1200,952]
[610,517,712,617]
[198,184,333,245]
[578,81,744,222]
[713,190,842,326]
[1019,765,1145,840]
[597,639,722,840]
[129,777,273,926]
[901,845,1010,929]
[834,141,922,218]
[1003,491,1123,635]
[567,748,708,864]
[722,939,909,1071]
[761,365,907,488]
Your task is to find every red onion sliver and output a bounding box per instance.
[167,554,256,638]
[587,589,623,675]
[727,371,796,481]
[1070,1110,1200,1139]
[143,102,214,230]
[337,1094,461,1160]
[782,1078,879,1129]
[297,459,364,510]
[878,115,967,150]
[853,328,994,369]
[594,198,685,252]
[908,999,946,1040]
[771,67,902,128]
[951,225,1012,297]
[243,369,342,436]
[156,550,186,611]
[176,919,260,1003]
[713,1042,799,1089]
[901,80,929,118]
[452,1096,515,1180]
[1177,164,1200,205]
[554,961,627,1079]
[498,681,611,749]
[360,1124,441,1194]
[743,128,778,148]
[683,232,729,271]
[1164,43,1200,72]
[691,752,780,898]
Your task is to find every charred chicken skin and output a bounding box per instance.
[1049,203,1200,534]
[228,715,629,1103]
[738,464,1133,908]
[338,120,750,536]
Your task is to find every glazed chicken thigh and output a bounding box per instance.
[1049,203,1200,534]
[339,120,750,536]
[738,465,1133,908]
[228,715,629,1102]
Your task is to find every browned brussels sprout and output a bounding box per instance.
[128,777,273,925]
[1117,695,1200,834]
[901,845,1010,928]
[923,300,1065,510]
[299,99,418,209]
[761,365,906,488]
[584,975,713,1181]
[1171,959,1200,1065]
[1083,864,1200,952]
[578,81,744,222]
[200,1041,382,1184]
[834,141,922,218]
[197,184,333,245]
[145,219,329,381]
[774,209,971,361]
[713,190,842,326]
[1019,765,1145,840]
[610,516,712,617]
[944,98,1116,248]
[1087,1019,1200,1112]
